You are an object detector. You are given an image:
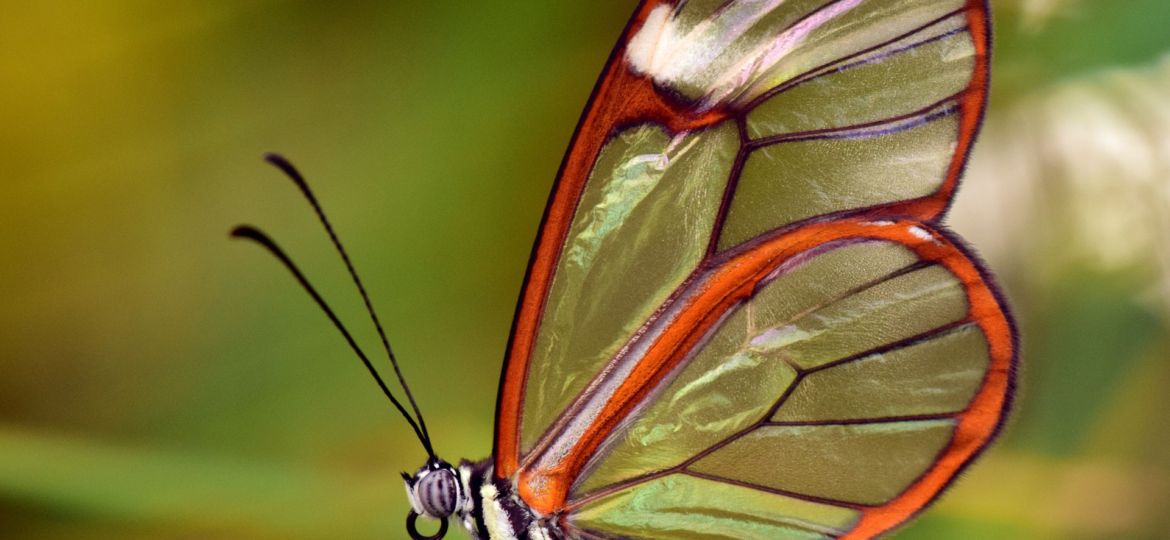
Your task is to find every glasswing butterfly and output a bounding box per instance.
[234,1,1016,538]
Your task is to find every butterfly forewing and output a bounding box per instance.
[493,1,1009,538]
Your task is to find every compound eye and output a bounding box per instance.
[416,468,458,518]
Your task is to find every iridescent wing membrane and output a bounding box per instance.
[495,1,1013,538]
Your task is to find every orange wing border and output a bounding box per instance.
[844,222,1017,538]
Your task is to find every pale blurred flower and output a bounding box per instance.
[952,55,1170,312]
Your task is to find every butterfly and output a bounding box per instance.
[234,1,1015,538]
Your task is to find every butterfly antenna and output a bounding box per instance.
[260,154,435,455]
[231,225,434,458]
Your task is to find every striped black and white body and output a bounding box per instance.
[404,459,562,540]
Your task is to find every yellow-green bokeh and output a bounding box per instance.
[2,1,1168,538]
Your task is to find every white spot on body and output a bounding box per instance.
[480,483,517,540]
[457,464,476,515]
[528,523,554,540]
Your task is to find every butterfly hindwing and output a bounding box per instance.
[564,221,1013,538]
[494,1,1008,537]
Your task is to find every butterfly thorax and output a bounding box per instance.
[405,458,561,540]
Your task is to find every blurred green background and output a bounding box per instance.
[2,1,1168,538]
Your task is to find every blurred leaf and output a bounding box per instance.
[0,426,399,539]
[993,0,1170,101]
[1009,271,1161,456]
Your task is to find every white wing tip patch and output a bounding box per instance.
[909,225,938,243]
[626,5,672,78]
[624,0,866,110]
[867,221,941,244]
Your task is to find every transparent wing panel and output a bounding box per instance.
[520,121,738,453]
[718,114,961,250]
[729,0,968,108]
[572,241,921,495]
[765,263,968,372]
[571,473,859,540]
[773,323,989,422]
[689,420,956,505]
[746,14,974,138]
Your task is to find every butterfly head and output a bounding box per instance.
[402,458,462,539]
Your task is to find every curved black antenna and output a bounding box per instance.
[262,153,435,453]
[230,225,435,458]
